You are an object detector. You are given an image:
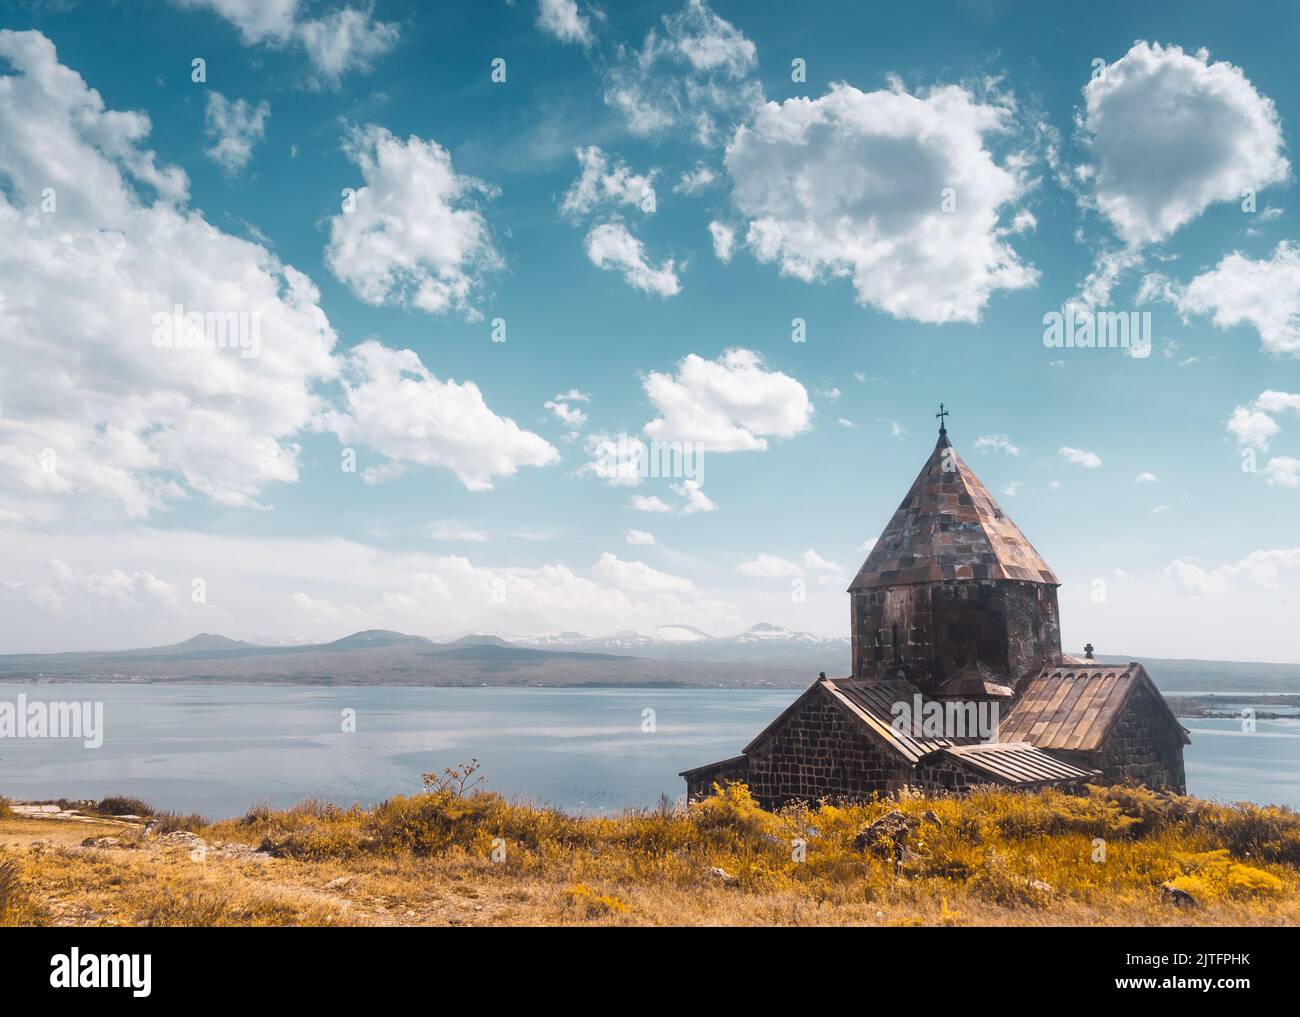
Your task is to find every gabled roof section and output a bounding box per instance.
[849,432,1058,591]
[744,677,982,764]
[917,742,1098,786]
[999,662,1191,751]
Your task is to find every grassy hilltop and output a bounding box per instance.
[2,779,1299,926]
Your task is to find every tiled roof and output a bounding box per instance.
[849,432,1058,591]
[817,677,981,763]
[999,662,1190,750]
[919,742,1098,785]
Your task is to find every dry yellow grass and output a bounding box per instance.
[2,783,1298,926]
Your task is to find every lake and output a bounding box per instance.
[1,684,1297,817]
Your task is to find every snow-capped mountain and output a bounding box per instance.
[514,623,850,667]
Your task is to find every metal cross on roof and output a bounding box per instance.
[935,402,949,433]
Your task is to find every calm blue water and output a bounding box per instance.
[0,684,1295,817]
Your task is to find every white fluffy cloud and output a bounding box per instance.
[203,92,270,174]
[675,164,716,194]
[173,1,398,82]
[1263,457,1300,487]
[327,341,558,491]
[724,82,1037,323]
[560,146,657,219]
[603,0,761,143]
[642,349,812,452]
[1078,41,1289,246]
[625,529,655,545]
[1059,446,1102,468]
[1227,406,1280,450]
[1164,549,1300,595]
[708,220,735,262]
[584,222,680,296]
[536,0,595,47]
[0,30,336,518]
[1226,391,1300,450]
[1147,242,1300,357]
[592,552,694,593]
[0,529,745,651]
[1226,391,1300,484]
[673,479,717,514]
[544,394,588,430]
[325,125,501,318]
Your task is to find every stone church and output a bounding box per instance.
[682,416,1189,809]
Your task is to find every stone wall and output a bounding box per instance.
[682,756,749,801]
[851,579,1061,693]
[745,688,913,809]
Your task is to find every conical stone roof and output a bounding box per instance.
[849,430,1058,591]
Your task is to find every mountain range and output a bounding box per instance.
[0,624,849,687]
[1,625,1297,692]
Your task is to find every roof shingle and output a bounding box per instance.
[849,432,1058,591]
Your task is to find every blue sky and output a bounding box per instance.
[0,0,1298,660]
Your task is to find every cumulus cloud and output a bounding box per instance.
[1226,391,1300,451]
[1135,472,1159,483]
[0,30,334,518]
[1144,242,1300,357]
[1257,390,1300,414]
[1164,548,1300,595]
[578,432,646,487]
[325,124,501,318]
[173,0,398,82]
[1224,392,1300,485]
[603,0,761,143]
[1059,446,1102,468]
[675,163,716,194]
[560,146,656,219]
[1227,406,1280,450]
[536,0,594,46]
[723,81,1037,323]
[203,92,270,175]
[625,529,655,545]
[0,529,744,650]
[1263,456,1300,487]
[583,222,680,296]
[592,552,693,593]
[708,220,735,262]
[1078,42,1288,247]
[642,349,812,452]
[544,394,588,430]
[327,341,558,491]
[673,479,717,514]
